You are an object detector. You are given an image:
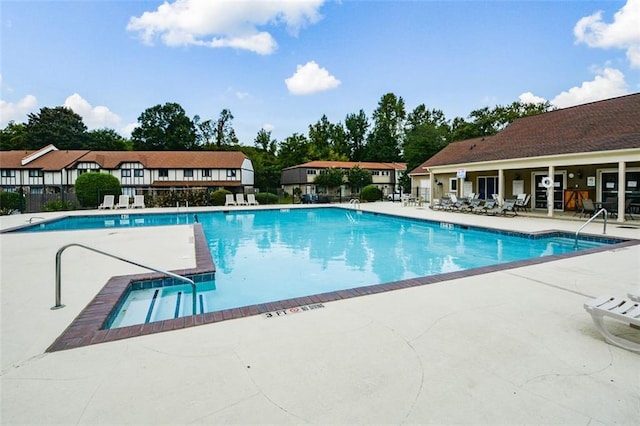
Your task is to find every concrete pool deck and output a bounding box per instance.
[1,203,639,424]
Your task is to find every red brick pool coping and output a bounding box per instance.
[47,225,640,352]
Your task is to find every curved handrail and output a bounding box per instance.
[53,243,197,315]
[348,198,361,210]
[575,208,608,249]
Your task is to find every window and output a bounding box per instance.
[1,170,16,177]
[306,170,317,175]
[121,169,131,177]
[158,169,169,178]
[202,169,211,177]
[449,178,458,194]
[227,169,237,178]
[372,171,380,176]
[184,169,194,178]
[133,169,144,177]
[29,170,44,177]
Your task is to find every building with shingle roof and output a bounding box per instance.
[281,160,407,200]
[409,93,640,221]
[0,145,254,210]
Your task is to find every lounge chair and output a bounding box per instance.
[236,193,248,205]
[579,198,596,218]
[475,199,497,214]
[497,199,518,216]
[584,295,640,352]
[131,195,145,209]
[115,195,130,209]
[225,194,237,206]
[98,195,115,209]
[629,290,640,302]
[515,194,530,212]
[461,198,481,213]
[247,194,259,205]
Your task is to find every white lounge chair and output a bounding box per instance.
[247,194,259,205]
[115,195,130,209]
[584,295,640,352]
[225,194,237,206]
[98,195,115,209]
[131,195,145,209]
[236,193,248,205]
[628,290,640,302]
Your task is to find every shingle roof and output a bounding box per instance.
[22,150,90,171]
[77,151,249,169]
[413,93,640,172]
[0,150,249,171]
[285,160,407,171]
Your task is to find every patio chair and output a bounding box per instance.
[514,194,530,212]
[247,194,259,205]
[131,195,145,209]
[579,198,596,218]
[98,195,115,209]
[236,193,248,205]
[475,199,497,214]
[115,195,130,209]
[628,290,640,302]
[225,194,237,206]
[584,295,640,352]
[497,199,518,216]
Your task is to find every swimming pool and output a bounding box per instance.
[15,207,623,330]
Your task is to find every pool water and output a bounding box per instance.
[101,208,612,328]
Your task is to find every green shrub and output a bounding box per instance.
[43,200,76,212]
[0,191,23,214]
[75,173,121,208]
[210,189,232,206]
[361,185,382,202]
[255,192,278,205]
[155,190,210,207]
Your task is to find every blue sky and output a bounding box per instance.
[2,0,639,145]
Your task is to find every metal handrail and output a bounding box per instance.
[348,198,361,210]
[575,208,608,249]
[53,243,197,315]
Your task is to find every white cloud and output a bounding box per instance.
[262,123,275,132]
[127,0,325,55]
[121,122,138,138]
[518,92,547,104]
[0,95,38,127]
[64,93,122,130]
[285,61,341,95]
[235,91,250,100]
[550,67,628,108]
[574,0,640,68]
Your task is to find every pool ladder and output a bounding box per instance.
[575,208,608,249]
[348,198,361,210]
[53,243,197,315]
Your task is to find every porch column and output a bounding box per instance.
[429,171,435,204]
[547,165,555,217]
[497,168,504,205]
[618,161,626,223]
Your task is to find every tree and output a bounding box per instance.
[213,109,238,147]
[246,129,281,191]
[254,128,277,155]
[345,166,372,193]
[314,168,344,194]
[0,121,27,150]
[278,133,311,168]
[364,93,405,162]
[403,105,450,174]
[131,103,197,150]
[345,109,369,161]
[85,128,129,151]
[74,172,121,208]
[24,106,87,150]
[193,115,214,147]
